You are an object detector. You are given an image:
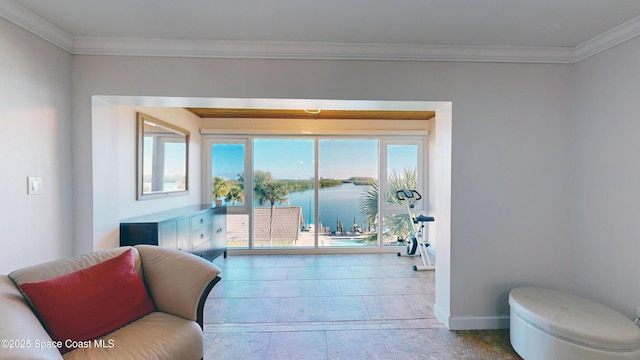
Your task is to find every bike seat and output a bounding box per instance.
[414,215,435,223]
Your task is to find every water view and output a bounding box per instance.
[283,182,368,233]
[211,137,422,248]
[219,181,377,247]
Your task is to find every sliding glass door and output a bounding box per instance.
[317,139,378,247]
[205,135,426,251]
[211,140,249,248]
[253,139,314,248]
[380,141,424,247]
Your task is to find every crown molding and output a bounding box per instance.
[1,0,639,64]
[574,14,640,62]
[72,37,576,64]
[0,1,73,52]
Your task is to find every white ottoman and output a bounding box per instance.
[509,287,640,360]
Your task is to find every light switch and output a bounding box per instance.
[27,177,42,195]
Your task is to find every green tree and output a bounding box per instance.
[236,172,245,189]
[359,168,418,243]
[253,170,273,184]
[386,168,418,242]
[212,177,231,204]
[254,175,289,246]
[359,180,378,231]
[225,185,244,205]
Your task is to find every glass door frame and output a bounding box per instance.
[380,138,427,215]
[379,138,428,247]
[202,133,428,253]
[203,137,254,248]
[252,135,316,249]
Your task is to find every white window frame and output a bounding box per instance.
[202,131,428,251]
[380,137,427,214]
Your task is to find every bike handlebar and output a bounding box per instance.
[396,189,422,201]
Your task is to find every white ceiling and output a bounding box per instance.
[4,0,640,63]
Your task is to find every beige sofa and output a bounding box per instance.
[0,245,221,360]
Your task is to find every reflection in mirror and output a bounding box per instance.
[137,112,190,199]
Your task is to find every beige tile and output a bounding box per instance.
[322,296,371,321]
[266,331,327,360]
[326,329,391,359]
[277,297,325,322]
[228,298,281,323]
[205,332,271,360]
[363,295,418,320]
[204,254,519,360]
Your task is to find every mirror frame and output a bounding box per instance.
[136,112,190,200]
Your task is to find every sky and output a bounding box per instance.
[211,143,244,180]
[212,139,417,180]
[143,137,187,176]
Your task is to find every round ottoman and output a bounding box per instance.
[509,287,640,360]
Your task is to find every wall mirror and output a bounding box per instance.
[137,112,190,199]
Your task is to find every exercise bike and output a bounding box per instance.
[395,189,435,271]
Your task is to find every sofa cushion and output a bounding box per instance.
[9,247,143,286]
[0,275,63,360]
[18,249,155,354]
[62,312,204,360]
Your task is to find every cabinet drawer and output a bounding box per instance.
[120,205,224,261]
[191,214,211,231]
[191,240,211,258]
[192,227,211,248]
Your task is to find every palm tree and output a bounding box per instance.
[360,180,378,231]
[213,177,231,205]
[253,170,273,184]
[388,168,420,243]
[254,179,289,246]
[225,185,244,205]
[359,168,418,243]
[388,168,417,204]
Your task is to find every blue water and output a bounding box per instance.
[220,183,374,232]
[287,183,371,232]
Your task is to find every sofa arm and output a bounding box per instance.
[135,245,221,327]
[0,276,63,360]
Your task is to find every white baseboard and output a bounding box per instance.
[434,303,449,327]
[434,304,510,330]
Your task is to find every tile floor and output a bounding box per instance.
[205,253,521,359]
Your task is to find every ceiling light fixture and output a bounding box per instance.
[303,109,321,120]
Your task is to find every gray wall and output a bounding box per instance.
[9,12,634,327]
[0,18,73,273]
[72,56,573,328]
[571,36,640,318]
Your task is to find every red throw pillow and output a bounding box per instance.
[19,249,155,354]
